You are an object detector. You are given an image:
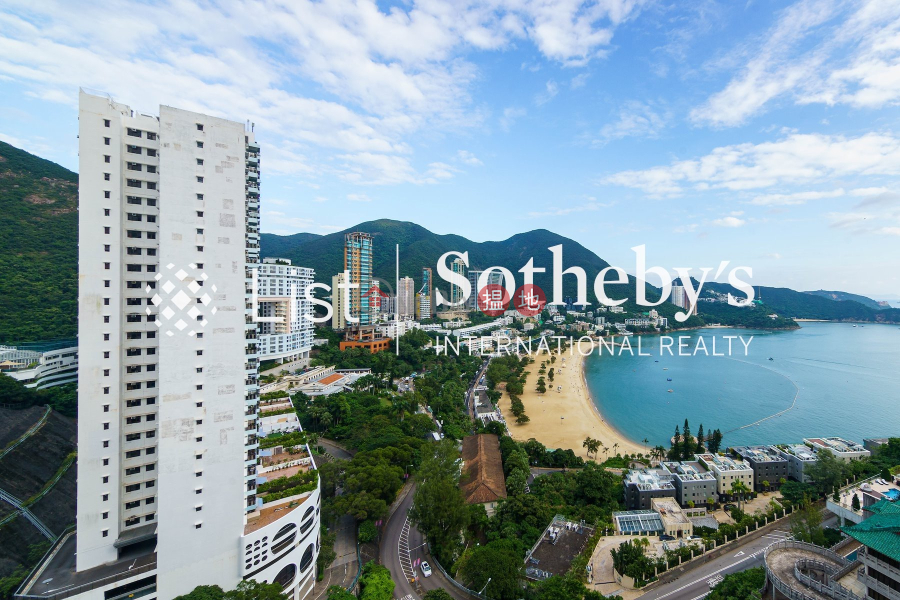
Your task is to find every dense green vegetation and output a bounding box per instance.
[0,542,51,600]
[699,301,799,329]
[706,567,765,600]
[173,580,289,600]
[705,282,900,323]
[0,142,78,343]
[0,374,76,417]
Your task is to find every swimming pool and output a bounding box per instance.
[885,489,900,501]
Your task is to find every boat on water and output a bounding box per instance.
[667,378,672,381]
[663,367,668,370]
[667,389,674,393]
[768,357,774,361]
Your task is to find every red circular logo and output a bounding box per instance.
[513,284,546,317]
[477,284,511,317]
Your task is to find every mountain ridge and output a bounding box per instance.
[0,141,897,343]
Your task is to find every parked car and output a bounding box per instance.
[421,562,432,578]
[659,534,675,541]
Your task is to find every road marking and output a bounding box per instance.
[650,539,781,600]
[396,516,419,593]
[734,551,744,557]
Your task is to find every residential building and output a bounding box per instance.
[844,500,900,600]
[661,461,718,506]
[331,272,347,330]
[864,438,892,453]
[460,434,508,516]
[776,443,819,483]
[376,320,420,339]
[1,342,78,389]
[804,437,872,462]
[255,258,314,365]
[467,269,483,309]
[257,396,301,437]
[671,279,698,316]
[450,257,467,307]
[732,446,790,491]
[397,276,415,318]
[623,469,677,510]
[419,267,433,318]
[651,497,695,539]
[696,453,754,496]
[17,91,321,600]
[415,292,431,320]
[609,306,625,314]
[344,232,373,325]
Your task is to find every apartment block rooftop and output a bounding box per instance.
[662,461,717,482]
[696,453,752,473]
[524,516,595,581]
[804,437,871,457]
[732,445,788,463]
[625,469,675,491]
[778,444,818,461]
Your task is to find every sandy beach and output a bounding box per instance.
[497,349,646,460]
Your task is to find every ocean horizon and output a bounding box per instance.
[584,322,900,450]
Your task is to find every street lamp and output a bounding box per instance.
[478,577,492,596]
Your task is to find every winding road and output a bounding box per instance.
[380,481,474,600]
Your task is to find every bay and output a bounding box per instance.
[583,322,900,449]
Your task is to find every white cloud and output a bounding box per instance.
[347,193,372,202]
[312,196,329,203]
[764,252,783,259]
[691,0,900,127]
[710,216,746,227]
[457,150,483,166]
[500,106,527,131]
[750,188,845,206]
[0,0,645,185]
[570,73,589,89]
[595,100,669,144]
[850,187,890,196]
[535,79,559,106]
[603,132,900,196]
[527,199,608,218]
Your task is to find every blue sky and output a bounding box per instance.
[1,0,900,297]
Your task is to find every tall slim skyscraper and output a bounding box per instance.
[467,269,483,310]
[331,272,347,330]
[19,90,320,600]
[398,276,415,319]
[449,258,467,307]
[343,232,373,325]
[419,267,433,317]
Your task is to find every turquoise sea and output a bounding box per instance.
[583,322,900,448]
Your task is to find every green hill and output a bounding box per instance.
[0,142,77,344]
[803,289,887,309]
[704,283,900,323]
[260,219,708,325]
[262,219,633,302]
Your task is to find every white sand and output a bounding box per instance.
[497,349,646,459]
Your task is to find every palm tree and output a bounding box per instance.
[583,437,594,458]
[589,438,601,459]
[613,442,620,457]
[652,445,667,464]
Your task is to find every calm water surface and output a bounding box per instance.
[583,322,900,448]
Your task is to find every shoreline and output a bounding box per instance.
[497,348,646,460]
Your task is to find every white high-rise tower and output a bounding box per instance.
[17,90,319,600]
